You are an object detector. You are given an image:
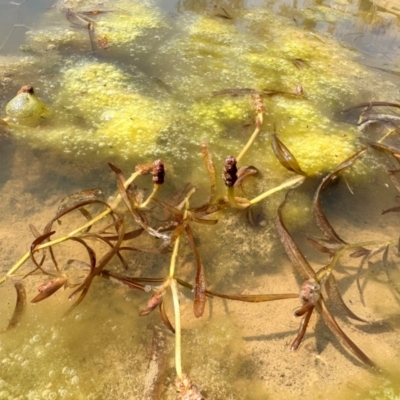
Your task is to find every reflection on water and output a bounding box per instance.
[1,0,400,399]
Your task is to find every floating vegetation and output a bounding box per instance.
[2,0,400,399]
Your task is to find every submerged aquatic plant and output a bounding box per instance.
[3,3,400,397]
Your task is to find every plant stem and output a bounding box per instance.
[170,278,182,379]
[236,112,263,163]
[249,175,305,205]
[169,235,181,278]
[140,184,160,208]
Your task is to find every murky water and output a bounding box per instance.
[1,0,400,399]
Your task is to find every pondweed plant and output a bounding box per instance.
[3,92,400,398]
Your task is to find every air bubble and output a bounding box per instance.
[32,334,41,343]
[70,376,79,385]
[58,388,68,397]
[62,367,70,375]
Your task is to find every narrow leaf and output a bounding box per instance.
[313,148,367,244]
[317,297,375,367]
[31,276,67,303]
[325,274,369,322]
[291,305,314,350]
[275,194,316,280]
[271,134,305,175]
[234,166,259,187]
[159,302,175,333]
[307,237,343,256]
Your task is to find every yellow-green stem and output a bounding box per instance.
[378,127,396,143]
[140,184,160,208]
[169,235,181,278]
[236,112,263,162]
[170,278,182,379]
[249,175,305,205]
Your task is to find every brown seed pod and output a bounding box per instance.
[17,85,34,95]
[223,155,238,187]
[299,279,320,305]
[152,159,165,184]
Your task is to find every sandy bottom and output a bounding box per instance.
[0,138,400,400]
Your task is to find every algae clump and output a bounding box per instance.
[4,85,50,125]
[53,60,173,159]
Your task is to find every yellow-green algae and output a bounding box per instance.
[155,10,376,174]
[9,60,176,160]
[3,3,399,171]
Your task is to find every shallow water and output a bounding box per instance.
[1,0,400,399]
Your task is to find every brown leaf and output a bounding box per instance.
[275,194,316,280]
[31,276,67,303]
[325,274,369,323]
[317,297,375,367]
[271,134,305,175]
[185,225,206,318]
[313,148,367,244]
[159,302,175,333]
